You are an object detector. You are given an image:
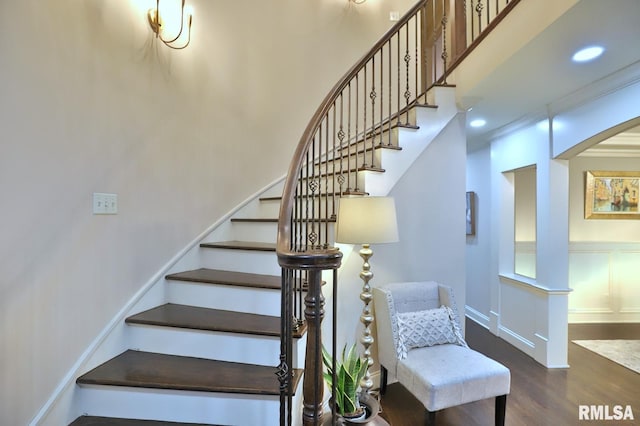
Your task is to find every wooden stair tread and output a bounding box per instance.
[300,165,385,181]
[200,240,276,251]
[260,190,369,202]
[166,268,281,290]
[415,102,438,109]
[77,350,302,396]
[69,416,217,426]
[394,122,419,130]
[357,165,385,173]
[227,218,336,223]
[126,303,305,338]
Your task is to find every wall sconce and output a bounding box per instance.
[147,0,193,50]
[350,0,367,4]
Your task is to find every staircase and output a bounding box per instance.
[67,188,305,425]
[60,84,457,426]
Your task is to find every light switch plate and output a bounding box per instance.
[93,193,118,215]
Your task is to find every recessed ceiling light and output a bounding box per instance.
[470,119,486,128]
[572,46,604,63]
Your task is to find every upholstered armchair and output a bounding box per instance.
[373,281,510,426]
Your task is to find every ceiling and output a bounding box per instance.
[462,0,640,155]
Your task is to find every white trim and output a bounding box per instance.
[498,324,535,352]
[499,273,572,295]
[465,305,490,329]
[29,176,286,426]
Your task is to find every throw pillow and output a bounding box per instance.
[396,305,467,359]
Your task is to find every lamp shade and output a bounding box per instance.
[335,196,399,244]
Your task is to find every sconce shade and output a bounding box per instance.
[336,197,399,244]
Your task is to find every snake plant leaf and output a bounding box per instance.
[321,343,367,416]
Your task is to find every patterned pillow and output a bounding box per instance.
[396,306,467,359]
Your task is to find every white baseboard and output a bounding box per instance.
[465,305,490,330]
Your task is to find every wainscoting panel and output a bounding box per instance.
[569,242,640,323]
[568,251,611,313]
[618,250,640,313]
[499,280,538,353]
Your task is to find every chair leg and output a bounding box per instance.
[380,366,388,395]
[426,410,436,426]
[495,395,507,426]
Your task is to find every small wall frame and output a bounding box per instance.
[584,170,640,219]
[466,191,476,235]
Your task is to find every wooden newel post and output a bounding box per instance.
[302,269,325,426]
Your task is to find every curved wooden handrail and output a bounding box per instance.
[276,0,428,268]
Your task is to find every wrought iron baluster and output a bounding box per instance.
[337,93,345,197]
[404,24,411,124]
[397,31,401,125]
[432,2,437,88]
[442,2,449,84]
[305,149,311,252]
[324,113,330,246]
[487,0,490,26]
[369,56,376,167]
[379,47,384,149]
[297,171,303,252]
[415,15,419,103]
[476,0,484,33]
[388,40,392,146]
[331,105,337,218]
[470,0,475,42]
[277,268,293,426]
[310,135,318,250]
[363,65,368,167]
[347,83,353,192]
[354,74,360,191]
[330,268,338,423]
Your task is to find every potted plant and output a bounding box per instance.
[322,344,379,423]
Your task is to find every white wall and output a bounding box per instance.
[331,113,467,378]
[465,148,492,322]
[0,1,417,424]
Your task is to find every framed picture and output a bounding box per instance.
[466,191,475,235]
[584,171,640,219]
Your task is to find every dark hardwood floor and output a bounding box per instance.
[378,319,640,426]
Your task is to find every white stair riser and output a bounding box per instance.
[126,325,284,367]
[167,281,281,317]
[236,199,281,219]
[230,221,278,244]
[75,386,283,426]
[127,325,307,370]
[199,249,281,275]
[256,199,282,217]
